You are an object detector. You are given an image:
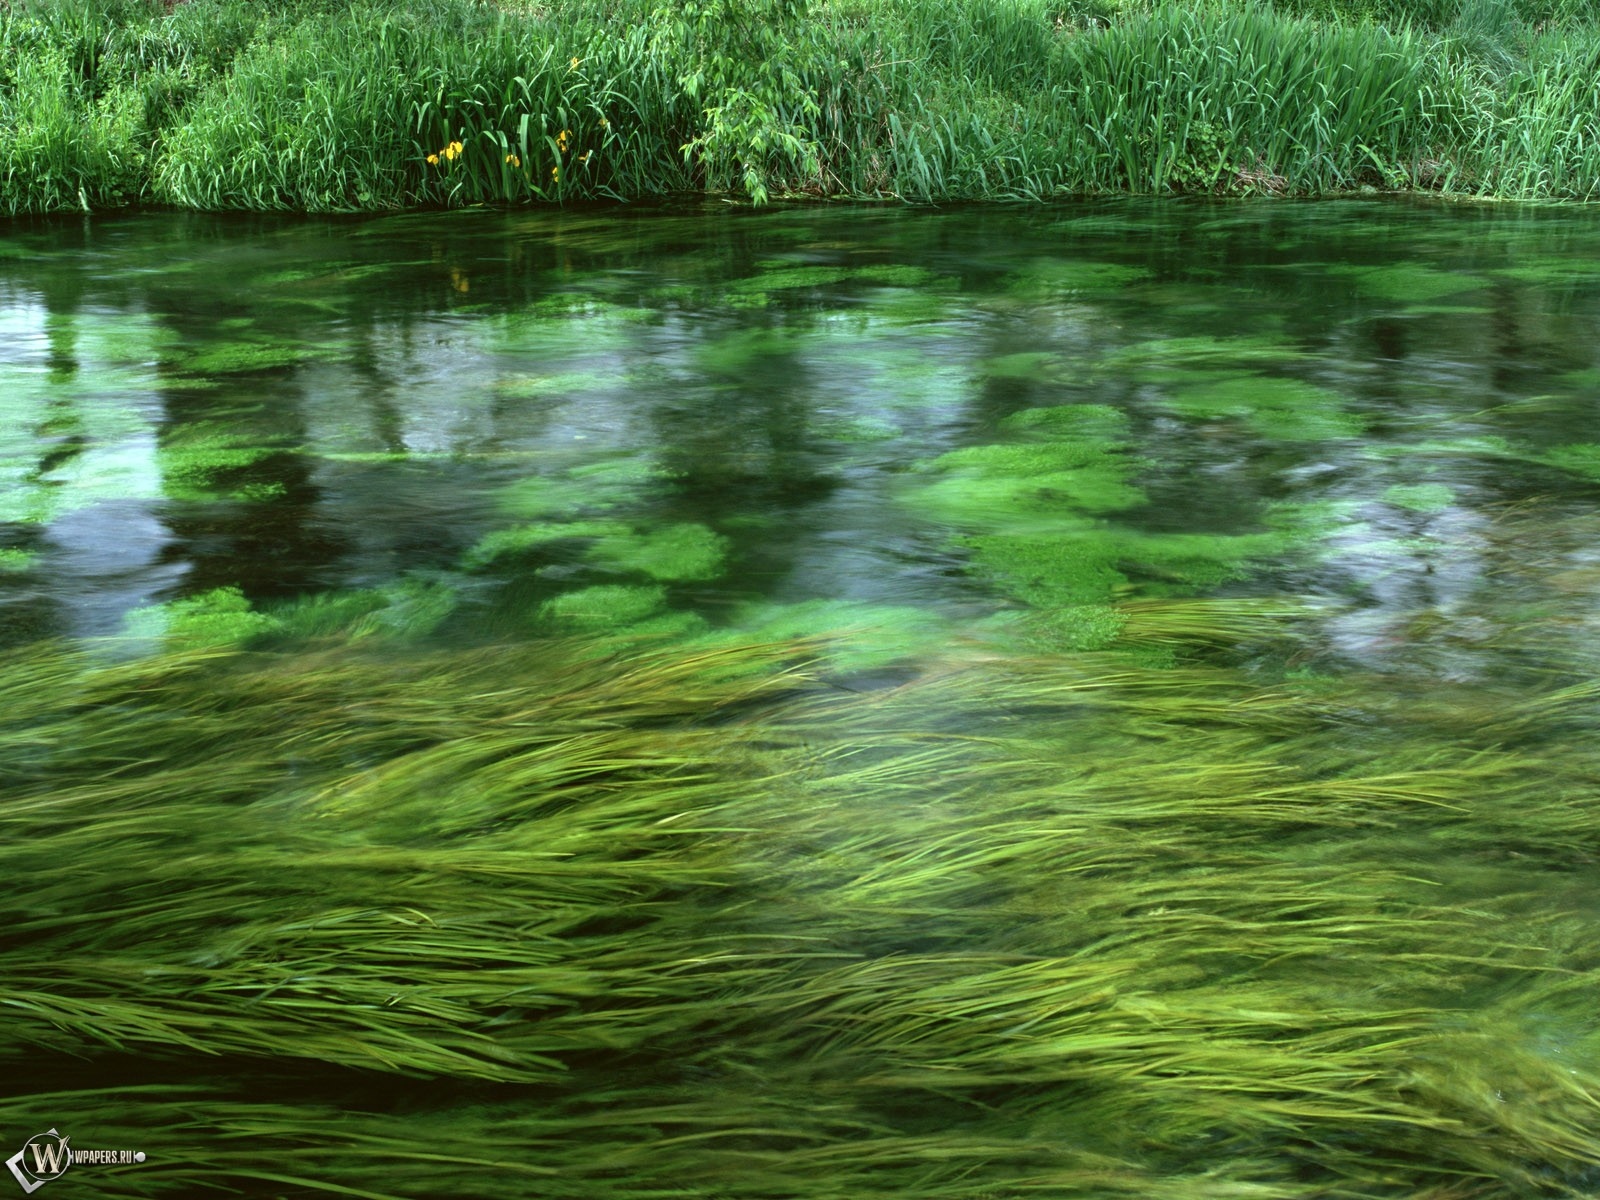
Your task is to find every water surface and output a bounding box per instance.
[1,201,1596,664]
[4,200,1600,1197]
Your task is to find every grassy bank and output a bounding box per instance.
[1,0,1599,213]
[3,604,1600,1197]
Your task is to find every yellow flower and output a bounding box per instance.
[551,165,560,181]
[579,151,591,164]
[557,129,572,152]
[426,153,439,165]
[599,117,609,130]
[505,153,521,167]
[570,56,581,71]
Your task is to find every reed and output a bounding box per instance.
[4,0,1600,211]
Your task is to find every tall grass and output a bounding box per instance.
[1049,4,1459,194]
[1466,25,1600,197]
[3,606,1600,1196]
[0,23,147,213]
[2,0,1600,207]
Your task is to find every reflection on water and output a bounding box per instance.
[4,200,1600,675]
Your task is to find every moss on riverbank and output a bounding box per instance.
[2,0,1599,213]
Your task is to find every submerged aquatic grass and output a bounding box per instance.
[3,597,1600,1196]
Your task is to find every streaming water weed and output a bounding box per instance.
[2,609,1599,1196]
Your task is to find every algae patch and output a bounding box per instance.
[904,403,1306,643]
[586,523,729,582]
[539,583,668,630]
[1328,263,1490,302]
[1165,375,1363,442]
[1383,482,1456,512]
[123,586,283,646]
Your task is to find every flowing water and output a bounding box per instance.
[7,201,1600,673]
[4,200,1600,1198]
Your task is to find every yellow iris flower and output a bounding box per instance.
[428,140,464,165]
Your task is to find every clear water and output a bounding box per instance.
[5,199,1600,677]
[6,200,1600,1196]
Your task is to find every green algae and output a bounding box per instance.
[1537,443,1600,483]
[586,522,729,582]
[908,404,1145,525]
[813,415,902,443]
[122,586,284,646]
[121,579,461,649]
[1164,374,1364,441]
[499,459,672,520]
[1098,334,1313,385]
[1364,437,1600,492]
[1559,367,1600,391]
[868,288,960,326]
[1493,257,1600,285]
[491,370,620,399]
[167,337,340,376]
[463,520,632,571]
[1384,482,1457,512]
[1399,303,1496,315]
[692,327,806,378]
[852,264,945,288]
[1328,263,1491,302]
[974,349,1066,381]
[959,526,1292,613]
[157,423,284,501]
[905,400,1305,620]
[999,404,1133,441]
[1363,434,1517,461]
[957,527,1129,608]
[913,454,1147,520]
[273,578,461,642]
[1005,259,1153,298]
[0,548,38,572]
[727,265,858,295]
[539,583,668,630]
[998,600,1128,651]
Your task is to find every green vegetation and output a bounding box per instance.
[4,603,1600,1196]
[900,401,1324,648]
[3,0,1600,212]
[9,156,1600,1196]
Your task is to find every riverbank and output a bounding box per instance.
[1,0,1598,214]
